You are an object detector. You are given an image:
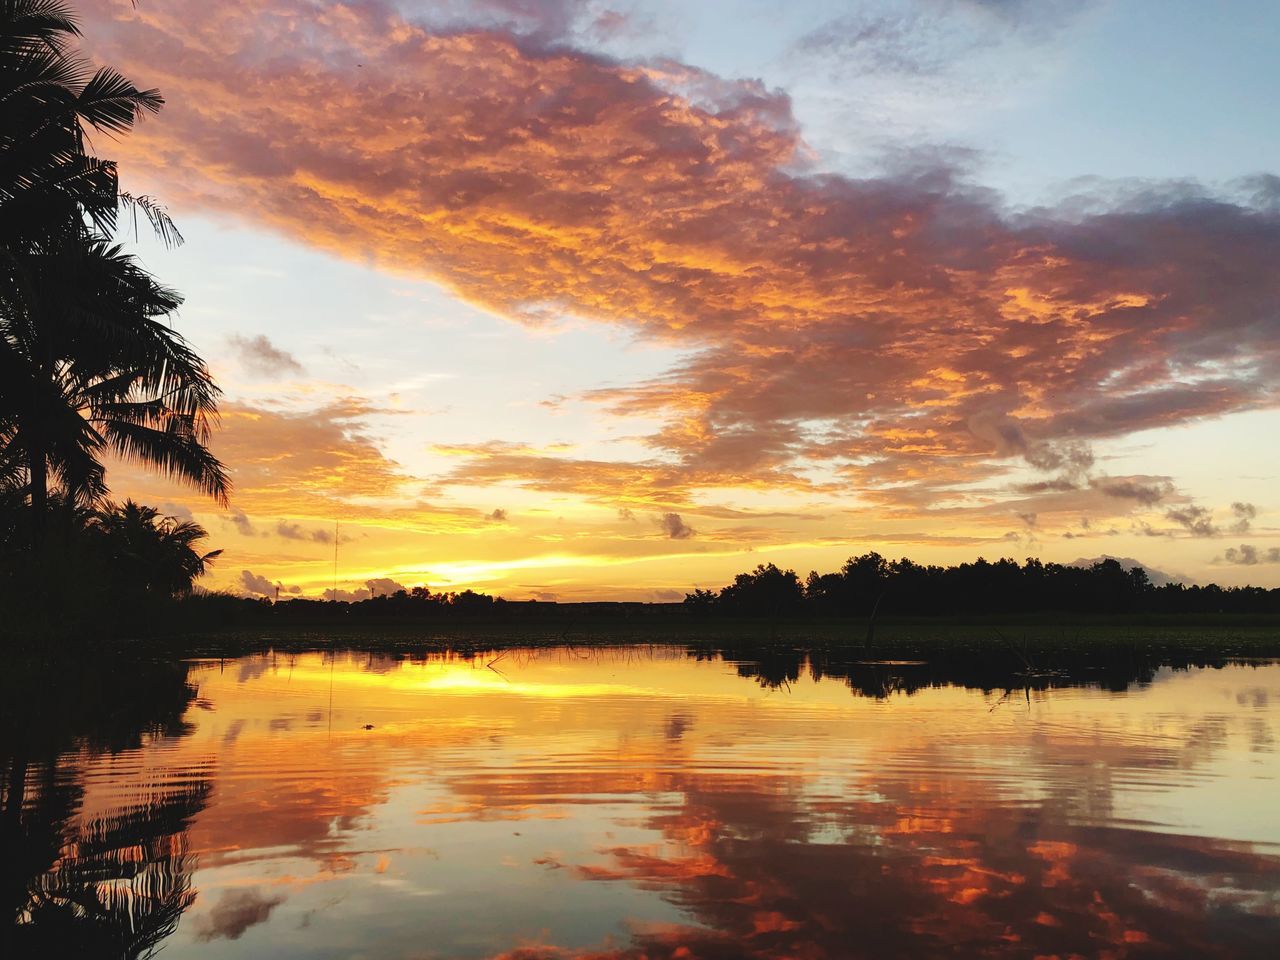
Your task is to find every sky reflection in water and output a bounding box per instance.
[6,649,1280,958]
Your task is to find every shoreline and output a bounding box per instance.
[120,611,1280,660]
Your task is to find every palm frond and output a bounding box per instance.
[0,0,81,58]
[119,192,184,247]
[102,418,231,506]
[76,66,162,135]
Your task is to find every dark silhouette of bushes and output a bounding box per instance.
[0,497,220,647]
[688,552,1280,617]
[169,585,510,633]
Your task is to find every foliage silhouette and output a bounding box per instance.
[0,655,208,958]
[0,0,228,522]
[694,637,1274,701]
[0,494,220,644]
[96,499,221,597]
[689,552,1280,617]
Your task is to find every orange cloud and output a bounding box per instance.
[107,398,493,528]
[78,1,1280,519]
[453,745,1280,960]
[213,400,410,514]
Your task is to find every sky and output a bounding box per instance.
[76,0,1280,601]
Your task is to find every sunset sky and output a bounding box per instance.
[80,0,1280,600]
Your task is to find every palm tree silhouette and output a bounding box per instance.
[15,788,207,960]
[1,236,229,511]
[96,500,222,596]
[1,657,209,959]
[0,0,179,244]
[0,1,227,519]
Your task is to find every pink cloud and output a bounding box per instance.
[79,2,1280,511]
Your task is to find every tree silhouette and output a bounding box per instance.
[95,500,221,597]
[0,0,178,244]
[0,1,226,522]
[692,552,1280,617]
[1,237,228,514]
[1,657,208,959]
[712,563,805,617]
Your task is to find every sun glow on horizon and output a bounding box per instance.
[74,0,1280,600]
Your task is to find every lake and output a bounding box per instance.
[3,646,1278,958]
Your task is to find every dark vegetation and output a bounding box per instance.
[683,554,1280,617]
[138,550,1280,663]
[0,495,221,644]
[1,1,227,647]
[12,548,1275,654]
[1,654,207,957]
[159,552,1280,640]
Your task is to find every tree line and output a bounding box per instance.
[177,586,507,631]
[684,555,1280,617]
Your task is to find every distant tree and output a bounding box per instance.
[803,570,843,611]
[717,563,805,617]
[1128,564,1151,593]
[683,587,717,612]
[450,589,495,612]
[692,550,1276,619]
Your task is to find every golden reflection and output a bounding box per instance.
[5,651,1278,958]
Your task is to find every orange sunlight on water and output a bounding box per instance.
[14,650,1280,958]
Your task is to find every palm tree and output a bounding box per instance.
[0,0,227,517]
[1,0,179,245]
[1,236,230,512]
[95,500,222,596]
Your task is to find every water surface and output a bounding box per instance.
[4,647,1278,958]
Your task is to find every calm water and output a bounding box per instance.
[3,647,1279,958]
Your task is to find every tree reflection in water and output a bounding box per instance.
[699,640,1273,700]
[0,658,210,959]
[0,646,1276,959]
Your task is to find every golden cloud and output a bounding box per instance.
[79,1,1280,516]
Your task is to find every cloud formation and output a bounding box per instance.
[238,570,300,596]
[657,512,695,540]
[1221,544,1280,566]
[228,333,304,378]
[239,569,276,597]
[210,401,412,517]
[277,519,340,543]
[1165,505,1218,538]
[226,510,256,536]
[797,0,1086,77]
[324,586,373,602]
[191,888,286,942]
[1230,501,1257,534]
[82,1,1280,519]
[1069,555,1184,587]
[365,576,407,597]
[1091,476,1174,507]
